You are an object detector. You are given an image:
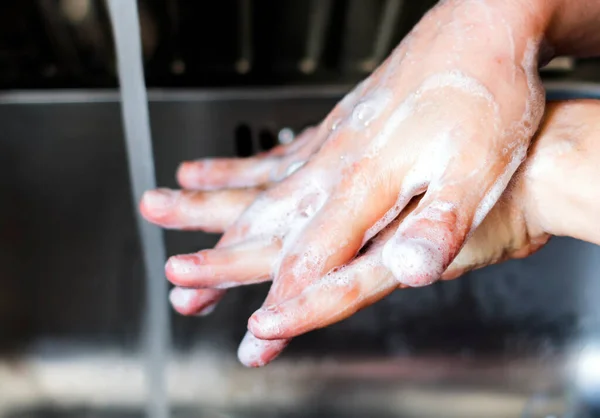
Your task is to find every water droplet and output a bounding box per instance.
[352,102,376,127]
[331,118,343,131]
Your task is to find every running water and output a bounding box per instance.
[106,1,170,417]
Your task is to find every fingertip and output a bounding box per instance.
[165,254,200,285]
[237,331,287,368]
[176,161,197,189]
[169,287,221,316]
[140,189,178,221]
[169,287,196,315]
[237,332,265,368]
[381,236,443,287]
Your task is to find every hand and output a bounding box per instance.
[141,99,600,365]
[150,0,550,366]
[138,126,322,321]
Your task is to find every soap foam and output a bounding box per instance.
[368,70,499,157]
[339,78,370,112]
[382,236,445,287]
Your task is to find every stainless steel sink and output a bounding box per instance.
[0,83,599,417]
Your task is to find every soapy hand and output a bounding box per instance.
[142,98,600,366]
[176,0,547,289]
[140,0,598,367]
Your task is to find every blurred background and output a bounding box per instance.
[0,1,600,417]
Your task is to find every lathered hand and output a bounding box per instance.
[141,99,600,365]
[161,0,549,366]
[141,0,600,366]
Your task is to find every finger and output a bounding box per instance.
[250,256,397,340]
[165,238,281,288]
[177,127,318,190]
[169,287,226,316]
[235,81,382,368]
[140,188,259,232]
[237,287,292,367]
[247,204,413,340]
[166,213,267,319]
[381,144,523,287]
[177,157,280,190]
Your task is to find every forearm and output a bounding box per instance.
[523,100,600,246]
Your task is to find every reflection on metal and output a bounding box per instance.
[361,0,404,73]
[171,59,186,75]
[541,57,575,73]
[38,0,83,76]
[236,0,253,74]
[278,127,295,145]
[60,0,92,23]
[521,391,570,418]
[0,352,575,417]
[167,0,185,75]
[299,0,333,74]
[574,343,600,406]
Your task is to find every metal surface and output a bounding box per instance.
[0,84,598,417]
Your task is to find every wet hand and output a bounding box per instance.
[141,99,600,365]
[140,0,573,366]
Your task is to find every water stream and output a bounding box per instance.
[106,1,171,417]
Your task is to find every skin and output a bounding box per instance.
[141,0,600,366]
[141,99,600,364]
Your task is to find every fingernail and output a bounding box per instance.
[142,189,177,216]
[169,287,196,309]
[165,255,198,276]
[381,236,444,287]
